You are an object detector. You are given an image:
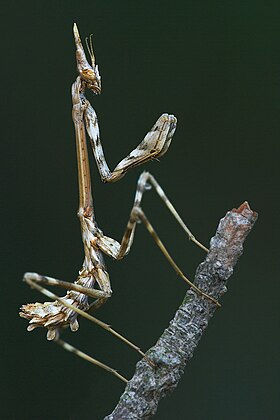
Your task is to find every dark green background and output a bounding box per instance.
[1,1,279,419]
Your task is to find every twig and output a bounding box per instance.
[104,201,258,419]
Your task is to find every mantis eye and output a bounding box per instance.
[82,68,96,81]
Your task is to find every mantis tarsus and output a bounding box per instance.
[20,23,220,383]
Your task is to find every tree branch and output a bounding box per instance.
[104,201,258,420]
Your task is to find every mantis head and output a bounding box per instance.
[73,23,101,94]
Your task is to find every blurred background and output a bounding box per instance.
[1,1,279,419]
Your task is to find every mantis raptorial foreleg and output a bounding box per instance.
[84,99,177,183]
[20,23,220,382]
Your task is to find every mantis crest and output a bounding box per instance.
[20,24,219,382]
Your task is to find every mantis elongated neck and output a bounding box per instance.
[72,78,94,218]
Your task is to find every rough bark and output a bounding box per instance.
[104,201,258,420]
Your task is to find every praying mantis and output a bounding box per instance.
[20,23,220,383]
